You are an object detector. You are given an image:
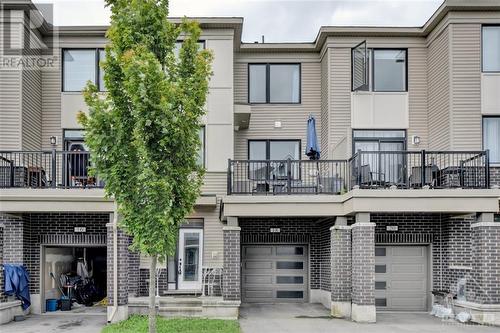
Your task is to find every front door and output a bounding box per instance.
[177,229,203,290]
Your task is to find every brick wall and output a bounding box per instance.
[490,166,500,188]
[331,226,352,302]
[222,227,241,301]
[351,223,375,306]
[107,225,129,306]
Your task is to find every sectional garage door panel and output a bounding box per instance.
[242,245,308,303]
[375,246,429,311]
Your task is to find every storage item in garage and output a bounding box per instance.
[60,297,72,311]
[46,299,58,312]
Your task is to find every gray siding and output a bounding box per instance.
[41,52,62,150]
[233,60,321,160]
[408,47,429,150]
[202,172,227,195]
[427,26,451,150]
[450,24,482,150]
[330,48,352,159]
[0,71,22,150]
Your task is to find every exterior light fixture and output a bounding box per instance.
[50,136,57,146]
[411,135,421,145]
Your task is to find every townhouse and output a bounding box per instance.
[1,0,500,327]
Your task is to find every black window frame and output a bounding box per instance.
[248,139,302,160]
[351,48,408,92]
[62,48,106,92]
[482,116,500,164]
[481,25,500,73]
[248,63,302,104]
[352,129,407,155]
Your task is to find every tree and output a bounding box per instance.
[77,1,213,332]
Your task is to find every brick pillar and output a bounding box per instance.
[222,225,241,301]
[0,214,24,264]
[351,214,376,323]
[330,224,352,318]
[107,216,129,322]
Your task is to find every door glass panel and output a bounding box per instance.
[375,281,387,290]
[276,261,303,270]
[380,142,405,184]
[249,64,267,103]
[270,141,300,179]
[375,298,387,306]
[277,276,304,284]
[375,265,387,273]
[375,248,387,256]
[276,246,304,256]
[276,290,303,298]
[249,141,267,180]
[183,232,200,281]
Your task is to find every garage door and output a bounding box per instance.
[242,245,308,303]
[375,246,428,311]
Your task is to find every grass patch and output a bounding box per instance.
[102,315,240,333]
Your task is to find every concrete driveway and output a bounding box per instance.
[239,303,499,333]
[2,313,106,333]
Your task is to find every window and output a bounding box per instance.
[375,248,387,257]
[276,291,303,299]
[276,246,304,256]
[276,276,304,284]
[482,26,500,72]
[63,49,105,92]
[375,281,387,290]
[248,140,301,180]
[276,261,304,270]
[483,117,500,163]
[197,127,205,167]
[174,41,205,58]
[373,49,407,92]
[375,265,387,273]
[248,64,300,103]
[375,298,387,307]
[351,48,407,92]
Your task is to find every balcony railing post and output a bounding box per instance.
[421,150,426,187]
[51,149,57,188]
[227,159,232,195]
[356,149,362,186]
[287,159,292,194]
[485,149,490,189]
[9,160,14,187]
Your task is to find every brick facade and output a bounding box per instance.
[222,227,241,301]
[331,226,352,302]
[469,223,500,304]
[0,226,6,303]
[351,223,375,306]
[490,166,500,188]
[107,225,129,306]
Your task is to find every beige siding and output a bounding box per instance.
[233,60,321,160]
[234,62,247,104]
[427,26,450,150]
[193,203,223,267]
[41,52,62,150]
[202,172,227,195]
[0,71,22,150]
[407,47,429,150]
[320,50,330,158]
[330,48,352,159]
[450,24,482,150]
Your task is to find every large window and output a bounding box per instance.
[63,49,105,92]
[248,140,300,180]
[483,117,500,163]
[351,48,407,92]
[174,41,205,58]
[482,26,500,72]
[248,64,300,104]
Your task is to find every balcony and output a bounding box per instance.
[227,150,490,195]
[0,151,103,189]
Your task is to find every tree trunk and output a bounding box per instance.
[149,255,157,333]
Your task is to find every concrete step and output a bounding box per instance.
[158,298,202,308]
[158,306,203,317]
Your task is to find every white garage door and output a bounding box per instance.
[375,246,428,311]
[242,245,308,303]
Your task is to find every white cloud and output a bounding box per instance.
[33,0,444,42]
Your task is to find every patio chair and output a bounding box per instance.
[359,164,385,188]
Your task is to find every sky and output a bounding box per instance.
[33,0,444,43]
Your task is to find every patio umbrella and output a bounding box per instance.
[306,115,320,160]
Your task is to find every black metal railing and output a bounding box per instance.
[0,151,103,189]
[227,150,490,195]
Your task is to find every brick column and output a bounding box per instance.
[222,225,241,301]
[0,214,25,265]
[330,223,352,318]
[351,214,376,323]
[107,214,129,322]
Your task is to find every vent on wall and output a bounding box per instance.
[39,234,106,245]
[376,233,433,244]
[241,233,310,244]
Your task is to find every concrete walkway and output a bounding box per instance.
[239,303,499,333]
[2,313,106,333]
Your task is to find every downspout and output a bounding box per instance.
[107,202,119,323]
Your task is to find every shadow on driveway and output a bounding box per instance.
[239,303,499,333]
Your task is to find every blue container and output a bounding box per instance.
[46,299,58,312]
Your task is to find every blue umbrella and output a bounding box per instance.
[306,115,320,160]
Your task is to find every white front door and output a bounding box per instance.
[178,229,203,290]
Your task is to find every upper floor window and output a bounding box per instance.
[482,26,500,72]
[352,45,407,92]
[174,41,205,58]
[483,117,500,163]
[248,64,301,104]
[63,49,105,92]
